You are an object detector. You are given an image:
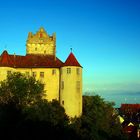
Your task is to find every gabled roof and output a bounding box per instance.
[0,50,63,68]
[123,125,136,134]
[118,115,124,124]
[63,52,82,67]
[121,104,140,113]
[0,50,14,67]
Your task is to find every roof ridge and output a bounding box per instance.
[0,50,64,68]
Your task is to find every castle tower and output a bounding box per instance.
[60,52,82,118]
[0,27,83,118]
[26,27,56,56]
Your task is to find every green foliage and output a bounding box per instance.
[0,72,44,106]
[70,95,127,140]
[24,99,69,126]
[0,72,70,139]
[0,74,127,139]
[0,101,23,128]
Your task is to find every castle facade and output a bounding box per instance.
[0,27,82,117]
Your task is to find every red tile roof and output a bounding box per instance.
[123,125,136,134]
[121,104,140,113]
[64,52,82,67]
[121,104,140,110]
[0,50,63,68]
[0,50,14,66]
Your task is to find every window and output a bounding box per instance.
[62,100,64,105]
[52,69,56,75]
[61,81,64,89]
[44,50,46,54]
[7,71,11,75]
[32,72,37,77]
[76,81,80,91]
[76,68,80,75]
[67,68,71,74]
[40,72,44,78]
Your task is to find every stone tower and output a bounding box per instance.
[60,52,82,117]
[26,27,56,56]
[0,27,83,118]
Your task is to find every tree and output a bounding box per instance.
[0,72,45,130]
[23,99,69,126]
[70,95,127,140]
[0,72,45,107]
[0,73,128,139]
[0,72,70,139]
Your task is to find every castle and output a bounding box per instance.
[0,27,82,117]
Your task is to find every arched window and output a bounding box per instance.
[62,100,64,105]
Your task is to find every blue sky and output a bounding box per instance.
[0,0,140,94]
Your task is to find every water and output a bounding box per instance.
[93,92,140,108]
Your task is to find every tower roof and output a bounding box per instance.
[64,52,82,67]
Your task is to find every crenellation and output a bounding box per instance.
[26,27,55,56]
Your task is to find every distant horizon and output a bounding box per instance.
[83,91,140,108]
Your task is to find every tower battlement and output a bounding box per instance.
[26,27,56,56]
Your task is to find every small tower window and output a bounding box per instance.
[35,47,37,51]
[44,50,46,54]
[62,100,64,105]
[61,81,64,89]
[76,81,80,91]
[67,68,71,74]
[76,68,80,75]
